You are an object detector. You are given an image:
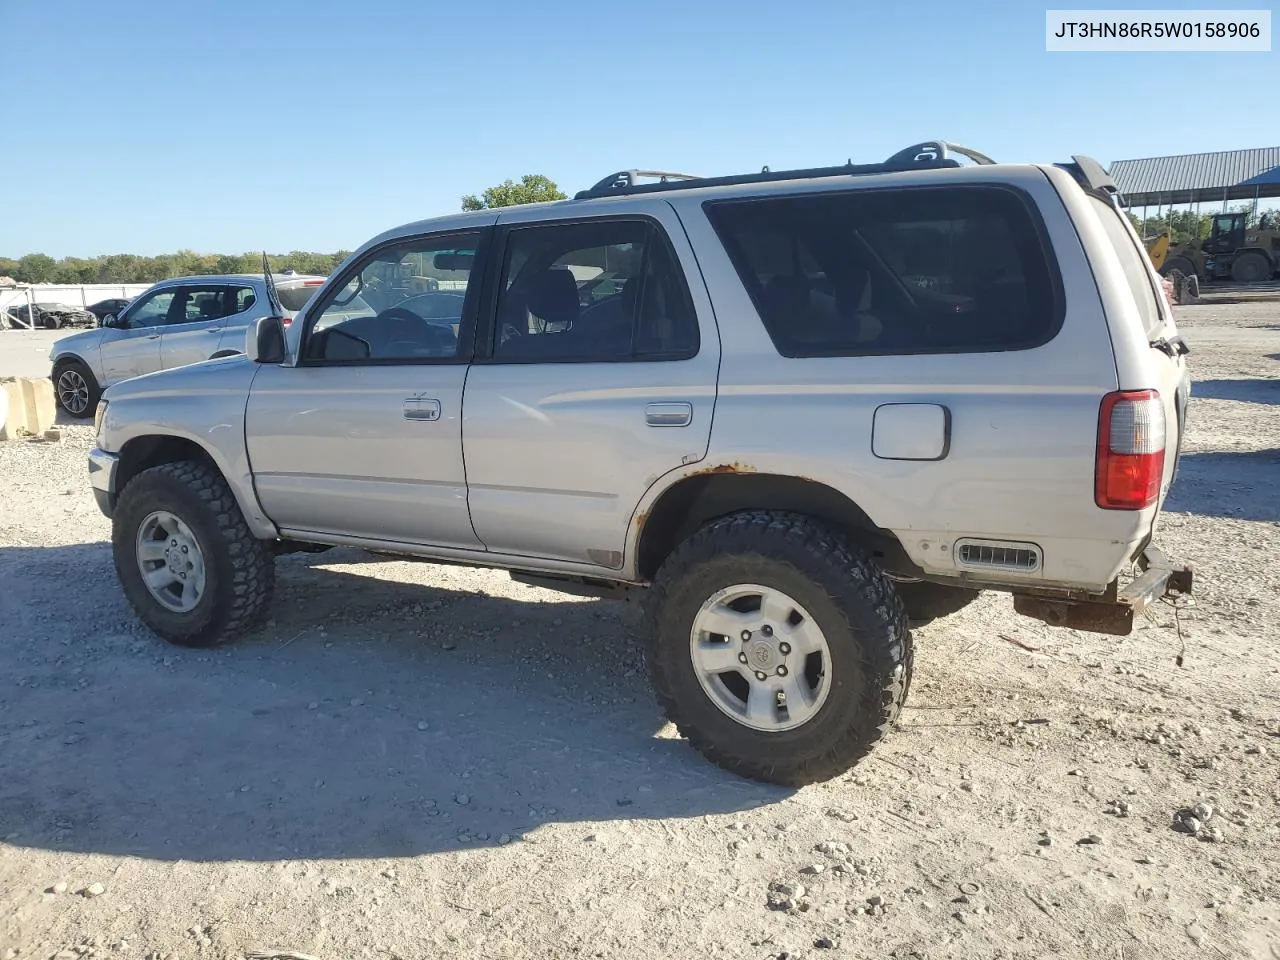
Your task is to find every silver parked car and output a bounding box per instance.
[87,141,1193,785]
[49,273,326,417]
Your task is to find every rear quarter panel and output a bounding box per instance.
[659,166,1142,591]
[1050,168,1190,514]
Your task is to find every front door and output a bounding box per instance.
[462,206,720,567]
[244,228,491,547]
[99,286,174,385]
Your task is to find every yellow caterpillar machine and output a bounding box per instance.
[1145,232,1170,272]
[1158,211,1279,284]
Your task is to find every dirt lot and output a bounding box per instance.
[1,303,1278,960]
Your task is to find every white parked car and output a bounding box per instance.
[49,272,326,417]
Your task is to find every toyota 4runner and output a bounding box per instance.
[87,141,1194,785]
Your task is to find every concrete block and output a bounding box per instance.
[0,379,26,440]
[0,377,57,440]
[21,377,56,435]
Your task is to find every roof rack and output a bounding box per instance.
[573,140,997,200]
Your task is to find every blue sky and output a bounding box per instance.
[2,0,1276,257]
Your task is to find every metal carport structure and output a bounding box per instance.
[1108,146,1280,216]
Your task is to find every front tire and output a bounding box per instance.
[1161,256,1196,279]
[645,511,912,786]
[53,359,101,418]
[113,461,275,647]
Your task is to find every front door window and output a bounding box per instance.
[123,290,177,328]
[303,234,479,363]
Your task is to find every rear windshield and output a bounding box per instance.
[1088,196,1165,338]
[277,284,324,312]
[705,185,1062,357]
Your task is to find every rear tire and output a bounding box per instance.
[113,460,275,647]
[645,511,912,786]
[52,359,101,418]
[894,581,980,627]
[1231,251,1271,284]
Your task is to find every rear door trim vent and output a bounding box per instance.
[954,539,1042,574]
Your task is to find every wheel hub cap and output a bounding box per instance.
[689,583,832,732]
[748,640,776,669]
[56,370,89,414]
[136,510,206,613]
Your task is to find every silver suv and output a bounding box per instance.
[50,272,326,417]
[86,141,1194,785]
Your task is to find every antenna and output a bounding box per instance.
[261,252,284,316]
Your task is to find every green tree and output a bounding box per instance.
[16,253,57,283]
[461,174,566,211]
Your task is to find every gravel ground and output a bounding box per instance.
[1,303,1278,960]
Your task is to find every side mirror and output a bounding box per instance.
[246,315,286,364]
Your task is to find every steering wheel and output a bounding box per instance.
[376,306,426,325]
[376,307,457,357]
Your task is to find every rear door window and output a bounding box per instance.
[490,218,699,363]
[705,186,1062,357]
[174,285,251,324]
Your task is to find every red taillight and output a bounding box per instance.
[1095,390,1166,510]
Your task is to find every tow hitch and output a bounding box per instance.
[1013,547,1193,636]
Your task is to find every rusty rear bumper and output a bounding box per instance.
[1013,546,1194,636]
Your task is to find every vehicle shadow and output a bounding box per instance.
[0,543,785,864]
[1191,378,1280,405]
[1165,448,1280,522]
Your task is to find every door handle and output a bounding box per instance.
[403,397,441,421]
[146,334,161,340]
[645,402,693,427]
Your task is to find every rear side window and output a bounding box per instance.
[705,186,1062,357]
[1088,197,1164,338]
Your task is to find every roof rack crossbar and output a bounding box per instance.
[576,169,701,199]
[572,139,996,200]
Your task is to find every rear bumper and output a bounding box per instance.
[1013,545,1193,636]
[88,447,119,519]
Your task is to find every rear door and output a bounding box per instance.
[461,203,720,567]
[160,284,249,369]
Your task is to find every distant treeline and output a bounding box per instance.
[0,250,351,285]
